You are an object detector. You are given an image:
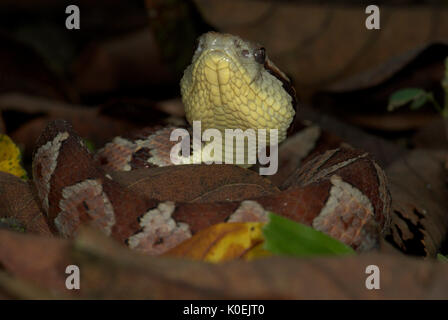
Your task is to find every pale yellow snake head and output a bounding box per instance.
[180,32,296,146]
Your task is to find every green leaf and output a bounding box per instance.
[0,217,26,233]
[263,213,355,257]
[387,88,427,111]
[409,93,429,110]
[83,139,95,152]
[437,253,448,263]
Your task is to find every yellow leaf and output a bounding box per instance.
[242,242,272,261]
[0,134,27,180]
[166,222,267,263]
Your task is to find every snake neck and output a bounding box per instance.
[176,125,268,168]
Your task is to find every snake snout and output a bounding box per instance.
[203,50,231,69]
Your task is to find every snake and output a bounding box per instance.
[31,32,391,254]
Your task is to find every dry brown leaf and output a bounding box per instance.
[2,228,448,299]
[386,149,448,257]
[111,164,280,203]
[193,1,448,100]
[343,112,440,132]
[413,118,448,150]
[0,230,70,293]
[0,94,159,155]
[325,43,448,93]
[0,172,51,236]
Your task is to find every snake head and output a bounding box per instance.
[180,32,296,146]
[188,32,267,83]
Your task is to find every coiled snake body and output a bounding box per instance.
[31,32,390,254]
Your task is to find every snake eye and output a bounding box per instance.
[254,47,265,64]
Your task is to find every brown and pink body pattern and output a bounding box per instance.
[32,120,390,254]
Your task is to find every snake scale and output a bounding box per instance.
[31,32,391,254]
